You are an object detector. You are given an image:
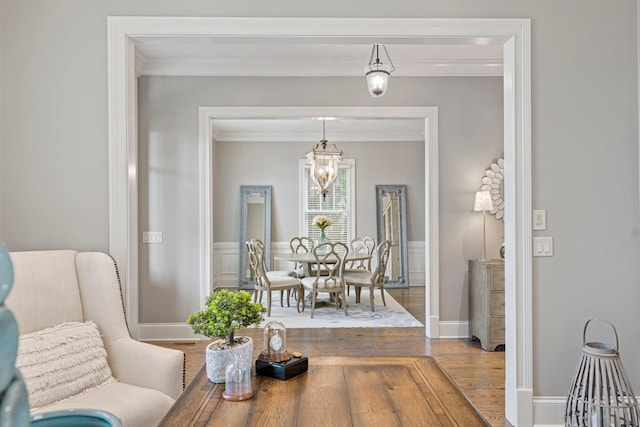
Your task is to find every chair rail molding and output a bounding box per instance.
[107,16,531,426]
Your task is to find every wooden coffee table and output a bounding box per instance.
[158,356,490,426]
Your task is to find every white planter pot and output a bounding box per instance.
[205,337,253,383]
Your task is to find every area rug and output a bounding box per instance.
[256,289,423,328]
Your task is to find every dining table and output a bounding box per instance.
[274,251,372,278]
[274,251,373,309]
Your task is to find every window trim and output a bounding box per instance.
[299,158,356,241]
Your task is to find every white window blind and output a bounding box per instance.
[300,159,355,243]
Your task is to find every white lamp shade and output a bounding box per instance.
[473,190,494,212]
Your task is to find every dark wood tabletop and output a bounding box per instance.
[158,356,490,427]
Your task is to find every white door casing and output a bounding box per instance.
[107,17,531,426]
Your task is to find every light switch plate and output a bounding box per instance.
[533,236,553,257]
[533,210,546,230]
[142,231,163,243]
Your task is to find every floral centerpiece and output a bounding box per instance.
[187,289,266,383]
[312,215,332,244]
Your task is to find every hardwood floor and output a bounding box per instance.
[152,287,510,427]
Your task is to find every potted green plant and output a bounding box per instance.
[187,289,265,383]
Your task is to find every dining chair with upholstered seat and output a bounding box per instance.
[345,236,376,272]
[251,238,300,303]
[300,241,349,318]
[343,240,391,312]
[289,236,313,277]
[344,236,375,295]
[290,236,330,277]
[247,239,303,316]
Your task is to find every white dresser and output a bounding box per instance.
[468,259,505,352]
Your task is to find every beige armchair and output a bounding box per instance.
[6,250,184,427]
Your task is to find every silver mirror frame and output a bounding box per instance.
[480,158,504,221]
[239,185,272,289]
[375,184,409,287]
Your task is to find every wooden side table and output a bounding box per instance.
[468,259,505,352]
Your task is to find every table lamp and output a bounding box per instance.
[473,190,494,260]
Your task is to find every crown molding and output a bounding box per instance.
[138,56,502,77]
[210,130,424,143]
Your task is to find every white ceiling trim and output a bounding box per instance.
[210,130,425,143]
[138,57,502,77]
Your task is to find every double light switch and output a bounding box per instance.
[533,236,553,257]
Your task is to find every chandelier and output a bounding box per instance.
[305,120,343,200]
[365,44,395,97]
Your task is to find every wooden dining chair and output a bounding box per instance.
[289,236,313,277]
[343,240,391,312]
[248,238,298,279]
[300,241,349,318]
[247,239,303,316]
[345,236,376,272]
[345,236,375,295]
[290,236,329,277]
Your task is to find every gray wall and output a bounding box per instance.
[211,138,427,243]
[137,75,504,325]
[1,0,638,400]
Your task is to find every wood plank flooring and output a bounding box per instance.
[151,287,510,427]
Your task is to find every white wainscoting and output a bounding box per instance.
[408,241,425,286]
[214,241,427,288]
[213,242,240,288]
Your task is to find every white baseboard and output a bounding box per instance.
[425,315,440,338]
[532,396,565,427]
[138,323,201,341]
[438,321,469,338]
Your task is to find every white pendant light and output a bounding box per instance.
[305,120,343,200]
[365,44,395,97]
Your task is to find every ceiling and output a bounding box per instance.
[135,38,504,141]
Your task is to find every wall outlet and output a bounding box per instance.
[142,231,163,243]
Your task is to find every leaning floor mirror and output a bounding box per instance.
[239,185,272,289]
[375,185,409,288]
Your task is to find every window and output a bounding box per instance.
[300,159,355,243]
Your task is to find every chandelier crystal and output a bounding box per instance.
[305,120,343,200]
[365,44,395,97]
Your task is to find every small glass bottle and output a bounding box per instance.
[222,352,253,401]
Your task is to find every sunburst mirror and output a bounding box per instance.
[480,158,504,221]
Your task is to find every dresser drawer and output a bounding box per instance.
[490,267,505,290]
[490,317,505,342]
[490,291,505,316]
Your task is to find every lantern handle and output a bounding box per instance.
[583,318,619,352]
